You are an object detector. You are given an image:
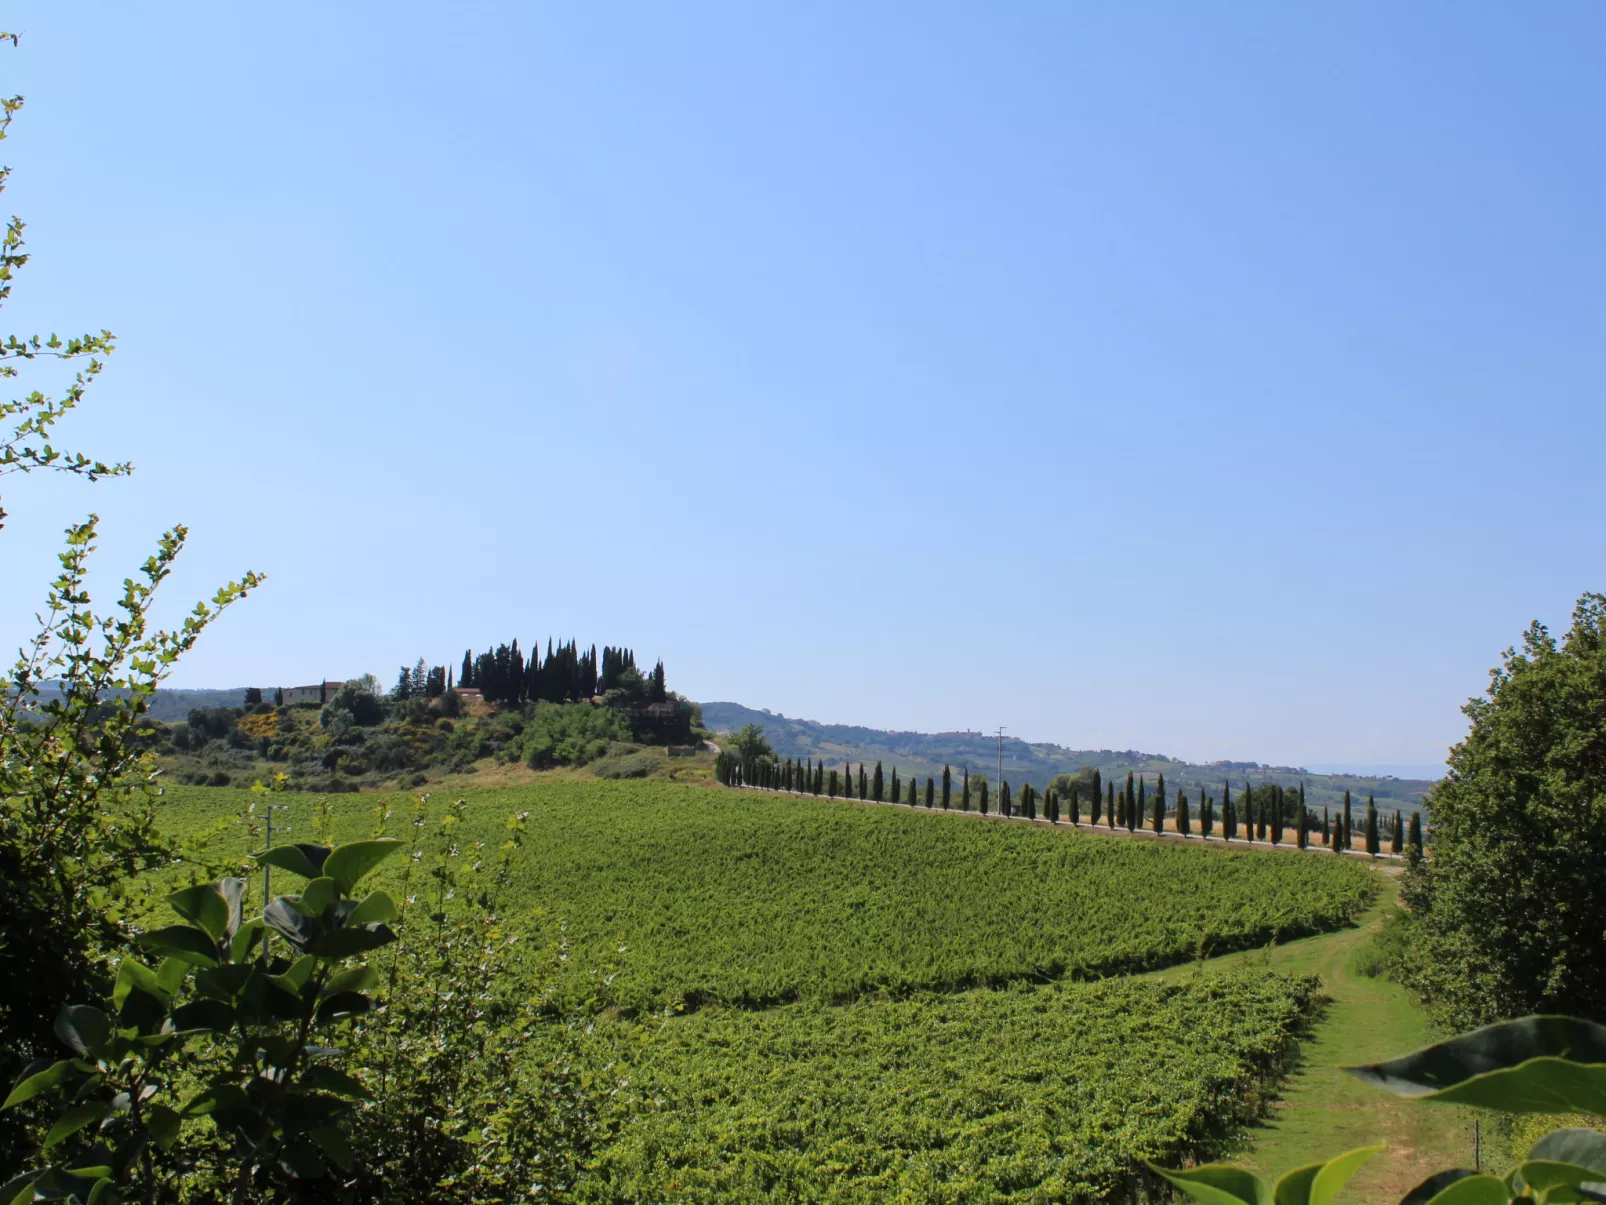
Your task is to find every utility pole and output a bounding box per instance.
[995,727,1006,818]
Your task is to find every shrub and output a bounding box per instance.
[595,751,658,779]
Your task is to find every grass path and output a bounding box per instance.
[1148,876,1476,1203]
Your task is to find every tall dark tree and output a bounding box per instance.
[872,761,884,802]
[459,650,474,688]
[924,776,934,808]
[1088,782,1100,826]
[1342,790,1354,851]
[858,764,868,799]
[978,777,989,816]
[1365,795,1381,856]
[1224,796,1237,841]
[393,665,413,700]
[1270,784,1284,846]
[941,765,952,810]
[961,766,970,811]
[906,775,916,806]
[1068,784,1080,825]
[1407,810,1423,868]
[1106,781,1115,829]
[1296,790,1308,849]
[890,766,900,803]
[1391,809,1405,855]
[1152,773,1165,835]
[1000,781,1012,818]
[828,769,838,798]
[1125,772,1137,832]
[1201,793,1214,839]
[1322,806,1330,846]
[1177,791,1190,837]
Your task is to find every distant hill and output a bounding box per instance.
[698,701,1434,815]
[25,683,249,723]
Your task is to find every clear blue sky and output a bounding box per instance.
[2,2,1602,772]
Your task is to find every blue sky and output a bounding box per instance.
[2,2,1601,771]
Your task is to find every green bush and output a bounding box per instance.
[595,751,658,779]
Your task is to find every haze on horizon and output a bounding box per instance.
[1,2,1602,772]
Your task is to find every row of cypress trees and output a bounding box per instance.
[713,756,1425,860]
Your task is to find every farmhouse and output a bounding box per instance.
[279,681,344,706]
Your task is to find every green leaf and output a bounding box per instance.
[0,1174,39,1205]
[254,843,331,880]
[231,917,265,963]
[1512,1160,1606,1194]
[315,991,373,1024]
[85,1178,119,1205]
[277,955,318,992]
[167,999,235,1034]
[1272,1164,1321,1205]
[1344,1016,1606,1114]
[277,1135,327,1179]
[54,1005,110,1058]
[348,889,399,926]
[1309,1146,1383,1205]
[304,1066,371,1100]
[44,1100,108,1147]
[154,958,187,996]
[3,1060,84,1110]
[1408,1173,1510,1205]
[1530,1129,1606,1182]
[167,883,229,940]
[1147,1162,1266,1205]
[322,965,378,997]
[112,959,163,1010]
[309,1123,355,1169]
[307,924,395,958]
[145,1103,182,1150]
[263,898,320,951]
[182,1083,250,1116]
[322,839,403,895]
[298,877,338,919]
[217,877,246,937]
[139,925,219,968]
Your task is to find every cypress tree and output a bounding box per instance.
[1089,782,1100,826]
[925,776,934,809]
[1407,811,1423,867]
[979,777,989,816]
[1244,788,1255,843]
[1332,808,1344,854]
[1224,798,1237,841]
[1106,782,1115,829]
[1342,790,1354,851]
[1126,773,1137,832]
[1322,806,1330,845]
[962,767,971,812]
[858,764,867,799]
[1069,784,1080,825]
[1391,809,1404,855]
[1115,788,1126,829]
[906,775,917,807]
[1365,795,1380,856]
[828,769,838,799]
[1202,793,1214,839]
[1296,792,1308,849]
[1178,792,1191,837]
[1270,784,1284,846]
[891,766,900,803]
[1000,781,1012,818]
[1092,769,1103,820]
[872,761,884,802]
[1152,774,1164,835]
[942,765,952,810]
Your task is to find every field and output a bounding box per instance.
[159,781,1375,1011]
[152,780,1383,1201]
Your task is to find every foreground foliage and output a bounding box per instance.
[583,970,1317,1203]
[1155,1014,1606,1205]
[157,782,1375,1013]
[1399,592,1606,1030]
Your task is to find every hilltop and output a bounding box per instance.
[699,701,1434,815]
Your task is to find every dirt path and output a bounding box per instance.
[1148,879,1476,1202]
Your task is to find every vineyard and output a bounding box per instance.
[158,780,1375,1011]
[582,971,1317,1203]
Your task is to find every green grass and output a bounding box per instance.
[156,781,1374,1012]
[1148,879,1476,1202]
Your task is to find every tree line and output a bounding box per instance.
[714,752,1424,859]
[386,640,671,708]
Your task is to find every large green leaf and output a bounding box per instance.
[254,843,332,880]
[347,889,399,926]
[304,1066,372,1100]
[322,839,403,895]
[167,999,236,1035]
[182,1083,250,1116]
[112,959,164,1010]
[43,1100,108,1148]
[145,1103,182,1150]
[309,1123,356,1169]
[1272,1164,1320,1205]
[307,923,396,959]
[1147,1162,1266,1205]
[1310,1145,1383,1204]
[217,876,246,937]
[322,965,378,997]
[139,925,220,968]
[315,991,373,1024]
[231,917,265,963]
[264,898,321,951]
[298,877,338,920]
[1344,1016,1606,1114]
[2,1060,84,1110]
[53,1005,110,1058]
[167,883,230,940]
[1512,1159,1606,1195]
[0,1173,39,1205]
[1531,1128,1606,1177]
[1408,1173,1510,1204]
